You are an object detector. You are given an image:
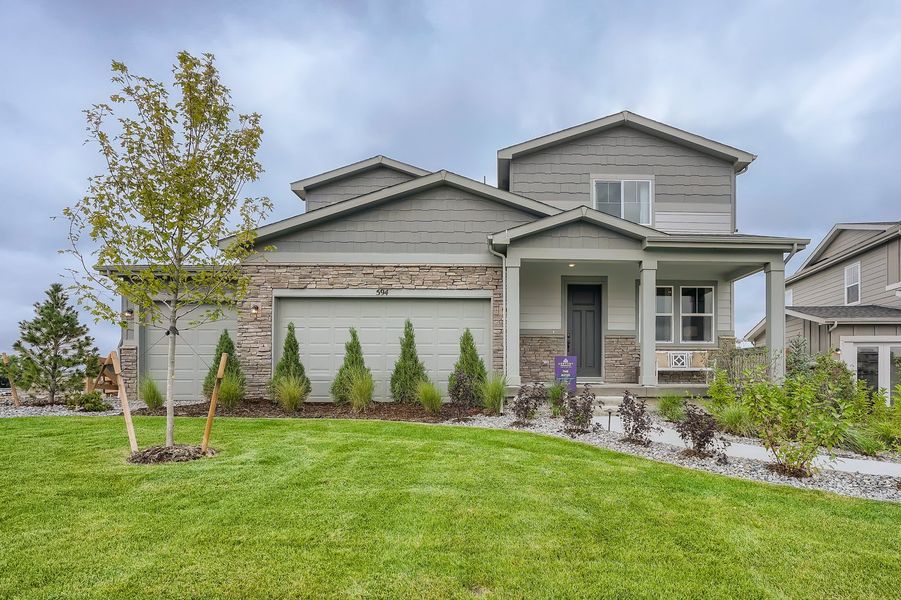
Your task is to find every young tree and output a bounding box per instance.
[64,52,271,446]
[448,328,487,398]
[13,284,98,404]
[202,330,245,399]
[331,328,369,404]
[272,323,310,390]
[390,319,426,403]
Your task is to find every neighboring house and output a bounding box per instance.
[118,111,808,402]
[747,222,901,395]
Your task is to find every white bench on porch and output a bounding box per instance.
[655,350,713,376]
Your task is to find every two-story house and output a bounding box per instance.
[118,111,809,402]
[747,221,901,394]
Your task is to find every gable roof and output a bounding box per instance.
[496,110,757,189]
[290,155,430,200]
[489,205,663,247]
[794,221,901,273]
[234,170,562,246]
[746,304,901,341]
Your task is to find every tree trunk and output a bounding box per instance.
[165,310,178,447]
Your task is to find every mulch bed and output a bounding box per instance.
[133,400,484,423]
[127,445,216,464]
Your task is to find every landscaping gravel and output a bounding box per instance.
[450,408,901,503]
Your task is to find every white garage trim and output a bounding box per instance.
[272,288,493,299]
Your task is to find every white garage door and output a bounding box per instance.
[274,295,492,402]
[141,305,237,403]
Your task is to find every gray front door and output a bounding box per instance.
[567,285,602,377]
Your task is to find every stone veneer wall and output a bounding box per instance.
[520,334,565,382]
[118,345,138,403]
[604,335,640,383]
[237,264,503,400]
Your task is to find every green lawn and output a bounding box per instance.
[0,417,898,599]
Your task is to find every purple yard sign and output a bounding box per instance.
[554,355,577,392]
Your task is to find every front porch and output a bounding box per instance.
[489,208,805,389]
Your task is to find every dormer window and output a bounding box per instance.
[592,178,652,225]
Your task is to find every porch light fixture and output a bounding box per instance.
[250,304,260,315]
[123,308,134,318]
[568,263,576,268]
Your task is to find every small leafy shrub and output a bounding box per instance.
[216,372,245,409]
[67,390,111,412]
[448,368,478,420]
[563,384,595,435]
[390,319,427,404]
[658,393,685,422]
[448,329,487,401]
[548,382,566,417]
[841,426,886,457]
[273,375,310,412]
[480,372,507,415]
[675,403,729,461]
[872,419,901,451]
[417,379,442,415]
[715,402,756,437]
[744,375,848,477]
[785,337,812,377]
[348,367,374,413]
[619,391,659,445]
[511,382,546,425]
[706,369,737,412]
[139,377,164,410]
[203,330,247,400]
[331,328,369,405]
[270,323,311,401]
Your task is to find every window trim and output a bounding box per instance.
[590,176,654,226]
[679,285,715,344]
[655,286,674,343]
[844,262,861,306]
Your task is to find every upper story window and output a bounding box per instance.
[592,179,652,225]
[680,286,714,343]
[844,262,861,305]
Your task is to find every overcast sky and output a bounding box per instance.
[2,0,900,352]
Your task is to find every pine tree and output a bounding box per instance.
[273,323,310,387]
[331,327,369,404]
[390,319,427,403]
[202,330,246,399]
[13,283,98,404]
[448,328,487,401]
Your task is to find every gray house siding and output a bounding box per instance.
[304,166,417,212]
[791,243,901,309]
[266,186,537,260]
[507,126,735,234]
[511,221,642,250]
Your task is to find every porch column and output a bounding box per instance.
[506,261,521,386]
[765,262,786,382]
[639,260,657,386]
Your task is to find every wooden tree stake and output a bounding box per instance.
[110,351,139,453]
[2,353,21,408]
[201,353,228,453]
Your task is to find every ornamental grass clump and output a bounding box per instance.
[511,382,546,425]
[390,319,427,404]
[417,379,442,415]
[139,377,164,410]
[715,402,756,437]
[563,384,595,435]
[480,372,507,415]
[348,368,374,413]
[619,391,659,445]
[548,382,566,417]
[331,328,369,405]
[273,375,309,412]
[216,372,245,410]
[674,403,729,461]
[658,392,685,422]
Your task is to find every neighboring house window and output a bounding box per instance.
[680,286,714,343]
[593,179,652,225]
[785,288,793,307]
[655,286,673,343]
[844,262,861,305]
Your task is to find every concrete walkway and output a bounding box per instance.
[592,412,901,477]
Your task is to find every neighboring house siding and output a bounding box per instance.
[304,167,416,212]
[791,243,901,309]
[813,229,882,264]
[267,187,536,260]
[507,126,735,233]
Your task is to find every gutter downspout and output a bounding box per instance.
[488,235,507,378]
[784,242,800,265]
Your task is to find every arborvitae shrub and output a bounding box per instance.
[270,323,310,400]
[203,330,246,399]
[331,328,369,404]
[390,319,427,403]
[448,329,486,400]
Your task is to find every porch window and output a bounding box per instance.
[655,286,673,342]
[680,286,714,343]
[845,262,860,305]
[593,179,652,225]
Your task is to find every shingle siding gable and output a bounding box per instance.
[305,166,417,212]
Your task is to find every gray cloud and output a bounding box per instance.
[1,0,900,351]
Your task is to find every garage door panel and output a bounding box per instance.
[275,297,491,401]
